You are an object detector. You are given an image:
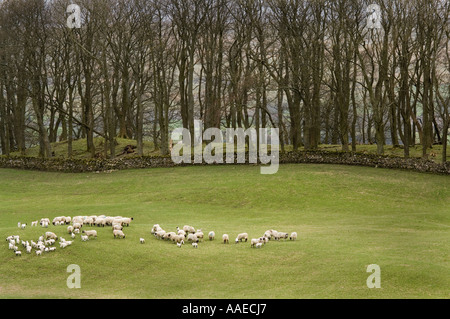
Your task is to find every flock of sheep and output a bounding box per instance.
[6,215,133,257]
[6,216,298,257]
[151,224,298,249]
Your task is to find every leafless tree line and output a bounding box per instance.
[0,0,448,162]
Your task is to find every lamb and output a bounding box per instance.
[71,233,76,239]
[81,235,89,242]
[140,238,145,244]
[186,233,198,243]
[222,234,229,244]
[42,221,48,228]
[192,242,198,248]
[8,243,14,250]
[255,242,263,248]
[290,232,298,240]
[31,221,38,227]
[45,232,57,240]
[82,230,97,238]
[60,242,69,248]
[177,242,182,248]
[49,247,56,252]
[208,231,215,241]
[13,235,20,244]
[15,251,22,256]
[20,223,26,229]
[235,233,248,243]
[113,230,125,239]
[26,245,32,254]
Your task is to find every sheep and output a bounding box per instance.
[40,218,50,226]
[8,243,14,250]
[172,235,185,244]
[255,243,263,248]
[121,217,133,227]
[165,232,177,241]
[20,223,27,230]
[290,232,298,240]
[73,223,82,230]
[194,230,204,240]
[186,233,198,243]
[176,228,186,237]
[42,221,48,228]
[13,235,20,244]
[208,231,215,241]
[31,221,38,227]
[67,226,74,234]
[63,216,72,224]
[235,233,248,243]
[152,224,163,234]
[81,235,89,242]
[177,242,182,248]
[26,245,32,254]
[49,247,56,252]
[112,224,123,231]
[83,217,94,226]
[183,225,195,234]
[192,242,198,248]
[36,250,42,256]
[277,232,289,240]
[45,232,57,240]
[259,237,269,244]
[59,242,69,248]
[95,218,106,227]
[140,238,145,244]
[15,251,22,256]
[71,233,76,239]
[222,234,229,244]
[154,230,166,240]
[17,222,21,228]
[6,235,13,242]
[113,230,125,239]
[82,230,97,238]
[250,238,259,247]
[73,229,80,234]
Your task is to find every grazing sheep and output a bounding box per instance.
[172,235,185,244]
[290,232,298,240]
[194,231,204,240]
[186,233,198,243]
[235,233,248,243]
[113,230,125,239]
[73,229,80,234]
[250,238,259,247]
[36,250,42,256]
[15,251,22,256]
[73,223,82,230]
[82,230,97,238]
[40,218,50,226]
[121,217,133,227]
[208,231,215,241]
[26,245,32,254]
[45,232,57,240]
[152,224,163,234]
[255,243,263,248]
[192,242,198,248]
[277,232,289,240]
[222,234,229,244]
[21,223,26,229]
[67,226,74,234]
[140,238,145,244]
[154,230,166,240]
[183,225,195,234]
[112,224,123,231]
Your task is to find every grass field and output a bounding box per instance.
[0,164,449,299]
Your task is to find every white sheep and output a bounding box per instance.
[186,233,198,243]
[255,242,263,248]
[194,231,204,240]
[250,238,259,247]
[31,221,38,227]
[81,235,89,242]
[208,231,215,241]
[26,245,32,253]
[121,217,133,226]
[67,226,74,234]
[152,224,163,234]
[21,223,26,230]
[113,230,125,239]
[73,222,82,230]
[192,242,198,248]
[235,233,248,243]
[154,230,166,239]
[59,242,69,248]
[82,230,97,238]
[140,238,145,244]
[71,233,76,239]
[173,235,185,244]
[222,234,229,244]
[177,242,182,248]
[45,232,57,240]
[290,232,298,240]
[36,250,42,256]
[183,225,195,234]
[15,251,22,256]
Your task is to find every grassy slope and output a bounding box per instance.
[0,164,449,299]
